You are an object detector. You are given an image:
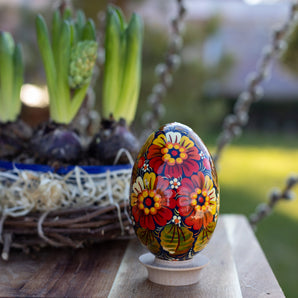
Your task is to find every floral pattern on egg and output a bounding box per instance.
[129,122,220,261]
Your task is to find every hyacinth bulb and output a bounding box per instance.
[88,119,139,165]
[31,123,82,164]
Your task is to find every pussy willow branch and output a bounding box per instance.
[213,1,298,166]
[142,0,186,137]
[212,1,298,228]
[249,174,298,229]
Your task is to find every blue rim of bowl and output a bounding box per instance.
[0,160,132,175]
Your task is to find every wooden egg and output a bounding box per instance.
[129,122,220,261]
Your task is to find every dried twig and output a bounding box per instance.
[1,233,12,261]
[0,202,133,260]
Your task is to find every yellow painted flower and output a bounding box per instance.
[131,172,176,230]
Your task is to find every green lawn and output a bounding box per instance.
[212,133,298,297]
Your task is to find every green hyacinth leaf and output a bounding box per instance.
[160,224,194,256]
[12,43,24,120]
[102,6,124,119]
[82,19,96,41]
[75,9,86,40]
[115,12,143,124]
[0,32,24,122]
[136,228,160,254]
[194,222,216,253]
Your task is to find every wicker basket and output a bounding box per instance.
[0,155,134,260]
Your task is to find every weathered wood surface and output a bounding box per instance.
[109,217,243,298]
[224,215,285,298]
[0,215,284,297]
[0,240,128,297]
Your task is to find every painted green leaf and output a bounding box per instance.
[194,221,216,252]
[136,228,160,254]
[160,224,194,256]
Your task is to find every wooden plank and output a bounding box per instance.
[108,217,242,298]
[0,240,128,297]
[0,215,284,297]
[223,214,285,298]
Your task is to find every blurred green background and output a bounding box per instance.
[0,0,297,296]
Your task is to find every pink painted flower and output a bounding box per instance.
[203,158,211,170]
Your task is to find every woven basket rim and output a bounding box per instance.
[0,160,132,175]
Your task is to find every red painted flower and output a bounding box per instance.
[138,156,145,168]
[131,172,176,230]
[138,156,150,172]
[147,132,200,177]
[177,172,217,230]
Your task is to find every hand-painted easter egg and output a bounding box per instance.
[129,122,220,261]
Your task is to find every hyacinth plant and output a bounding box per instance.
[31,9,98,164]
[0,31,32,160]
[89,6,143,164]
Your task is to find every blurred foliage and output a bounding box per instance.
[248,100,298,133]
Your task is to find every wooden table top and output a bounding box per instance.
[0,214,285,298]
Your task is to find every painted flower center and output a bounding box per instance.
[190,188,210,212]
[138,189,162,215]
[161,143,188,166]
[170,178,181,189]
[143,162,149,172]
[172,215,181,226]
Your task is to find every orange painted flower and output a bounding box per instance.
[131,172,176,230]
[147,132,201,177]
[177,172,217,230]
